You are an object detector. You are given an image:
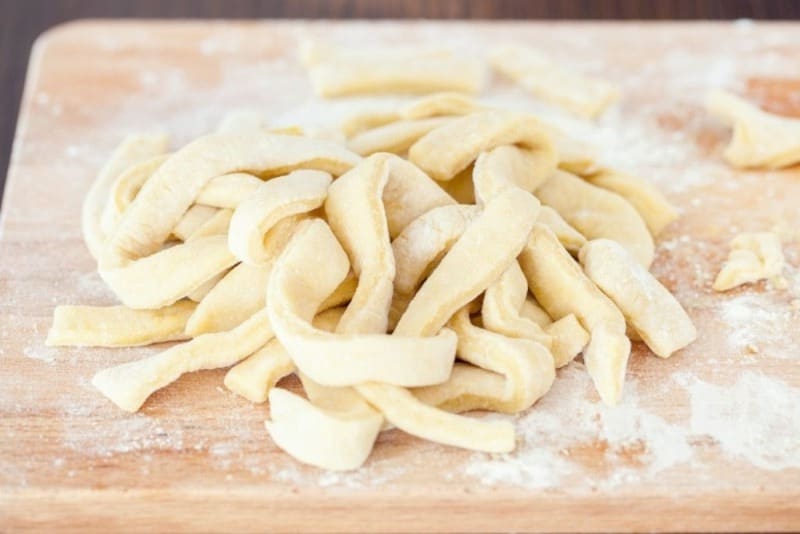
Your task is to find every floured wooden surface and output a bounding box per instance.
[1,20,799,532]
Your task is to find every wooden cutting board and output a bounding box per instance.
[2,20,799,533]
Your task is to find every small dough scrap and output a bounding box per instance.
[519,224,630,405]
[490,45,619,119]
[580,239,696,358]
[195,173,263,209]
[482,261,552,348]
[46,301,195,347]
[584,169,678,236]
[396,188,540,337]
[110,133,360,261]
[536,170,654,267]
[100,235,238,310]
[348,117,451,156]
[706,90,800,169]
[101,154,169,235]
[92,308,274,412]
[448,307,554,413]
[228,170,332,265]
[473,144,557,206]
[172,205,218,242]
[545,313,590,368]
[713,232,785,291]
[536,206,586,254]
[82,134,169,261]
[409,110,555,181]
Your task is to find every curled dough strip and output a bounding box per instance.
[409,110,555,181]
[583,169,678,237]
[396,188,540,337]
[536,170,654,267]
[267,219,456,388]
[481,261,552,348]
[536,206,586,254]
[392,205,480,295]
[448,307,555,413]
[101,154,169,235]
[172,205,218,242]
[712,232,785,292]
[99,235,238,310]
[412,362,506,413]
[46,301,195,347]
[348,118,450,157]
[473,144,557,206]
[519,224,630,405]
[228,170,332,265]
[110,133,360,261]
[580,239,696,358]
[187,270,228,303]
[520,296,553,328]
[82,134,169,261]
[545,314,590,368]
[186,208,233,241]
[706,90,800,169]
[195,173,263,209]
[92,308,274,412]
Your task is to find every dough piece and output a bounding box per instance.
[265,388,383,471]
[520,296,553,328]
[99,235,238,309]
[706,90,800,169]
[348,118,450,156]
[713,232,785,291]
[473,144,557,206]
[490,45,619,118]
[536,206,586,254]
[216,109,265,134]
[541,124,599,175]
[228,170,332,265]
[267,219,456,388]
[46,301,195,347]
[186,270,228,302]
[481,261,552,348]
[448,307,555,413]
[409,110,555,181]
[92,308,274,412]
[396,188,540,337]
[302,43,484,97]
[439,165,476,204]
[580,239,696,358]
[519,224,630,405]
[109,133,360,261]
[101,154,169,235]
[392,205,481,295]
[412,362,507,413]
[545,314,590,368]
[82,134,169,261]
[195,173,263,209]
[171,205,218,242]
[186,262,271,336]
[536,170,654,267]
[584,169,678,236]
[186,209,233,241]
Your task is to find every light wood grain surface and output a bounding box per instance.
[1,20,799,533]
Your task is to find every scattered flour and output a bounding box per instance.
[717,293,796,357]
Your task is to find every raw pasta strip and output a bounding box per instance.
[409,110,555,181]
[580,239,696,358]
[110,133,360,261]
[713,232,785,291]
[228,170,332,265]
[195,173,263,209]
[392,205,481,295]
[92,308,273,412]
[536,170,654,267]
[519,224,630,405]
[186,209,233,241]
[490,45,619,119]
[395,188,540,337]
[267,219,456,388]
[82,134,169,261]
[187,270,228,303]
[412,362,507,413]
[536,206,586,254]
[46,301,196,347]
[172,205,218,242]
[520,297,553,327]
[101,154,169,235]
[481,261,552,348]
[472,144,557,206]
[583,169,678,236]
[99,235,238,310]
[186,262,272,336]
[448,307,555,413]
[706,90,800,169]
[545,314,589,368]
[348,118,450,156]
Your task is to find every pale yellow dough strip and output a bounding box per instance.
[408,110,555,181]
[195,173,263,209]
[473,144,557,205]
[536,206,586,254]
[46,301,196,347]
[536,170,654,267]
[172,205,218,242]
[110,133,360,261]
[348,117,450,156]
[712,232,785,291]
[100,154,169,236]
[580,239,696,358]
[519,224,630,405]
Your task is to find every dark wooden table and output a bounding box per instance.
[2,0,799,205]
